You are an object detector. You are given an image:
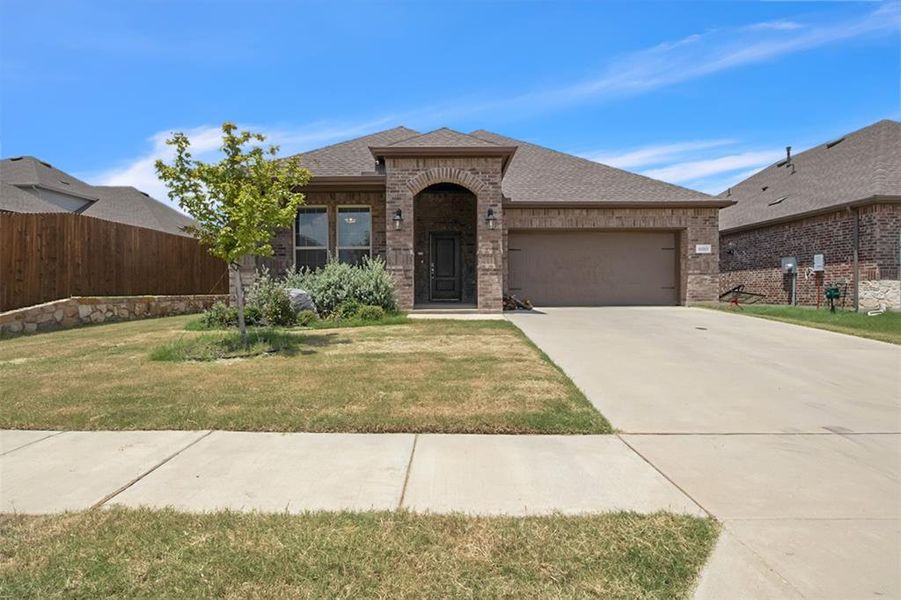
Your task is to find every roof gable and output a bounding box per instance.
[287,126,419,177]
[386,127,499,148]
[0,181,68,213]
[719,119,901,231]
[0,156,99,201]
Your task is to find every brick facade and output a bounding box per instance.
[504,206,722,304]
[259,190,387,276]
[720,203,900,310]
[385,159,504,311]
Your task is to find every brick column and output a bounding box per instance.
[476,190,504,312]
[385,171,415,310]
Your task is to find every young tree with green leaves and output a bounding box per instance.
[155,122,311,340]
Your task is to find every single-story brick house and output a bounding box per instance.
[719,119,900,311]
[241,127,731,311]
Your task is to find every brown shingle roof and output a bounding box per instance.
[284,125,718,204]
[719,119,901,232]
[471,130,714,204]
[287,126,419,176]
[87,186,195,237]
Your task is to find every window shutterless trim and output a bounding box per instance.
[336,205,372,257]
[294,206,329,268]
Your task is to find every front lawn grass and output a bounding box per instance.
[0,508,717,599]
[702,303,901,344]
[0,315,610,434]
[150,329,303,361]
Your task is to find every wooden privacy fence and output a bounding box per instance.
[0,213,228,311]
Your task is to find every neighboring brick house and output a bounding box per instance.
[719,120,901,311]
[241,127,730,312]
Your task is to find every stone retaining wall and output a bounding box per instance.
[0,295,226,336]
[859,280,901,312]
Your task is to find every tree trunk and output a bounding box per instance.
[231,263,248,342]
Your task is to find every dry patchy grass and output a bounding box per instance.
[0,508,717,599]
[0,316,609,433]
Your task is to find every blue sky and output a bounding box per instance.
[1,0,898,207]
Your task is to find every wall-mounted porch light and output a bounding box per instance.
[486,208,498,230]
[393,209,404,230]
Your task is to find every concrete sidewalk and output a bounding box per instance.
[0,429,703,517]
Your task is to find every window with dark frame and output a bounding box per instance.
[337,206,371,265]
[295,206,329,270]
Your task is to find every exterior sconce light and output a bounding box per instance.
[486,208,497,230]
[393,209,404,230]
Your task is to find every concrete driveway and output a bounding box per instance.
[508,307,901,599]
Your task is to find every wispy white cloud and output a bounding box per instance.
[583,139,735,169]
[84,118,399,210]
[584,138,778,193]
[449,2,898,119]
[642,150,776,183]
[744,20,804,32]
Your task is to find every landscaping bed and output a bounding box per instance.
[704,303,901,344]
[0,508,717,599]
[0,315,610,434]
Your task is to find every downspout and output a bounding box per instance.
[852,207,860,312]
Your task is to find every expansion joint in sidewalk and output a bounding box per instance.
[397,434,419,510]
[90,430,214,510]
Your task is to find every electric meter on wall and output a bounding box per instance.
[813,254,825,272]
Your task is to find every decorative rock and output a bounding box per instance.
[53,309,64,321]
[78,305,93,319]
[24,323,37,333]
[8,321,23,333]
[287,289,317,314]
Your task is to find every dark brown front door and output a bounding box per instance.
[430,232,461,301]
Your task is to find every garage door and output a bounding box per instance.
[508,231,678,306]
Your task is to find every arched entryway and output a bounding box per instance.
[413,183,477,306]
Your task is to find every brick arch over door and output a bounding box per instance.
[405,167,485,197]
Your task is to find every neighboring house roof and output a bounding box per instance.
[88,186,195,236]
[0,155,99,201]
[0,156,194,236]
[291,126,419,177]
[719,119,901,232]
[471,130,715,204]
[0,181,68,213]
[287,126,719,205]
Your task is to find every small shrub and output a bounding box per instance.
[332,299,362,321]
[356,305,385,321]
[243,305,263,326]
[296,310,318,327]
[196,301,264,330]
[199,302,238,328]
[247,268,297,327]
[284,257,396,317]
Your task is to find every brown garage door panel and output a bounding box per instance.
[508,231,677,306]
